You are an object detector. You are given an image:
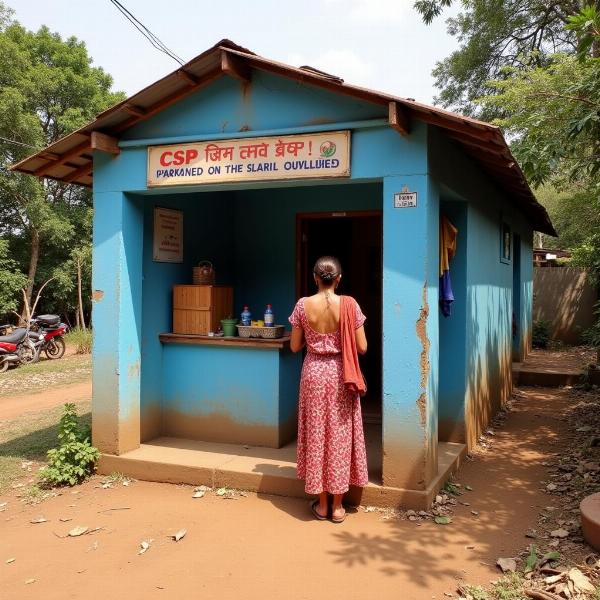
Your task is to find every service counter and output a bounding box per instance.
[158,333,300,448]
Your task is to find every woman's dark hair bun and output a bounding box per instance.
[313,256,342,285]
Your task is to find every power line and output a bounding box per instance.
[108,0,184,65]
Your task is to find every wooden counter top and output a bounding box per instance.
[159,332,291,350]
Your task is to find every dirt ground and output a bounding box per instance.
[0,381,91,422]
[1,382,590,600]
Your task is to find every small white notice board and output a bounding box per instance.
[394,191,418,208]
[153,207,183,262]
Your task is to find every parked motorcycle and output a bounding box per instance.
[29,315,68,360]
[0,327,38,372]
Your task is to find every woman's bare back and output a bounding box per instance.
[303,293,341,334]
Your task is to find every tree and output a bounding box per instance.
[0,3,125,319]
[474,5,600,251]
[413,0,584,115]
[0,239,27,316]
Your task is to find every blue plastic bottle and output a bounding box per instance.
[241,305,251,326]
[264,304,274,327]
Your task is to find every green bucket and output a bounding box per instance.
[221,318,238,337]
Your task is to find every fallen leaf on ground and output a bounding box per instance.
[192,491,205,499]
[540,551,560,565]
[30,517,47,524]
[24,579,35,585]
[465,485,473,491]
[59,517,72,522]
[216,488,227,496]
[138,541,150,555]
[68,526,89,537]
[6,558,15,564]
[550,528,569,538]
[0,502,7,508]
[171,529,186,542]
[497,557,517,573]
[434,516,452,525]
[568,568,595,593]
[471,511,479,516]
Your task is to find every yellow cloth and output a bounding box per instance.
[440,215,458,276]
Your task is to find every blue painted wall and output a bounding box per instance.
[429,128,534,448]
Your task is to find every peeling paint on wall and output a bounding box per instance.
[415,282,430,427]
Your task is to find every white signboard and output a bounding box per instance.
[153,207,183,263]
[147,131,350,187]
[394,191,418,208]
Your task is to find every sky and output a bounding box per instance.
[5,0,460,105]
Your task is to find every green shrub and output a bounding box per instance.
[39,403,99,487]
[66,327,92,354]
[583,302,600,349]
[532,320,551,348]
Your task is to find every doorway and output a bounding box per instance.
[296,211,382,421]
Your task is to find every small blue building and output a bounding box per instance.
[13,40,554,508]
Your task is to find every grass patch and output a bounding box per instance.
[492,573,526,600]
[65,328,92,354]
[0,353,91,397]
[0,401,91,494]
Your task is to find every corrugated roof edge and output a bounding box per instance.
[9,39,556,236]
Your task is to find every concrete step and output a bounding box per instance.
[512,363,583,387]
[98,436,466,510]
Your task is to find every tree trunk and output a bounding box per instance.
[77,256,86,330]
[22,228,40,319]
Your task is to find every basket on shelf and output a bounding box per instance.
[193,261,215,285]
[237,325,285,339]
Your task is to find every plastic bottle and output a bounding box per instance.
[241,305,252,326]
[264,304,274,327]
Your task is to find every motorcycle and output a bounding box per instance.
[0,326,39,372]
[29,315,68,360]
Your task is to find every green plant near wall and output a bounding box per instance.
[532,320,551,348]
[65,327,92,354]
[39,403,99,487]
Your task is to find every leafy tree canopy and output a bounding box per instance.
[414,0,580,116]
[0,2,125,322]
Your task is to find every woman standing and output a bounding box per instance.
[288,256,369,523]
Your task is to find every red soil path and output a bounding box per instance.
[0,380,91,422]
[0,385,571,600]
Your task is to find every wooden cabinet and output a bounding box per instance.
[172,285,233,335]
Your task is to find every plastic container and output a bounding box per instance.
[221,318,238,337]
[241,305,252,326]
[264,304,274,327]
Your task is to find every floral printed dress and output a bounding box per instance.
[288,297,369,495]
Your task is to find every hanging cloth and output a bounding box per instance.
[439,215,458,317]
[340,295,367,397]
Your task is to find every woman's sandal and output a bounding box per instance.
[331,507,346,524]
[311,500,328,520]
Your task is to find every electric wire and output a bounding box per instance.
[108,0,184,65]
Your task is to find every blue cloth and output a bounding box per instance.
[440,270,454,317]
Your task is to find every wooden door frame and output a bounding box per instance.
[295,209,383,299]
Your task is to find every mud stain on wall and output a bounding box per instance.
[92,290,104,302]
[162,409,296,449]
[415,282,430,427]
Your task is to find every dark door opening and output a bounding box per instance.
[296,211,382,421]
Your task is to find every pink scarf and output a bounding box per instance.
[340,296,367,396]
